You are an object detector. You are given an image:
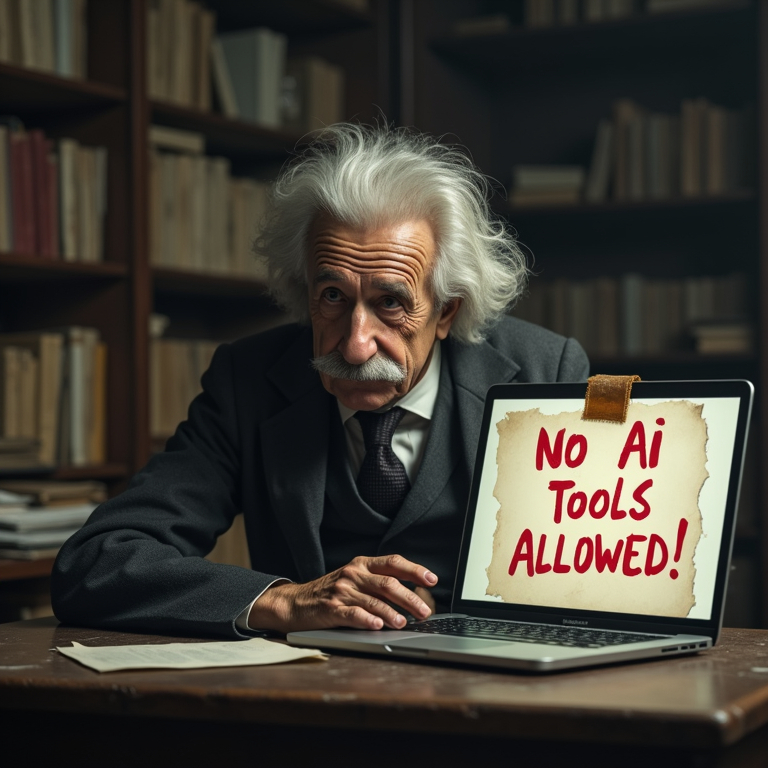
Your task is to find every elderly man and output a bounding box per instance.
[51,124,589,638]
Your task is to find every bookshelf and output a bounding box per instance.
[2,0,766,630]
[0,0,386,613]
[410,0,764,626]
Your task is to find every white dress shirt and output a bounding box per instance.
[236,343,442,633]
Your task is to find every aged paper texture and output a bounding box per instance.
[57,639,328,673]
[486,402,708,617]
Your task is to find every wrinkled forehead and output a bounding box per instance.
[306,216,437,289]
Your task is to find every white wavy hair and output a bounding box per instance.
[256,123,528,344]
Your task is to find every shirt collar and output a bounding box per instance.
[337,342,442,424]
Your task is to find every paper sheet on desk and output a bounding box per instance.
[56,639,328,672]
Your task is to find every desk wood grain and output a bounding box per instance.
[2,618,768,766]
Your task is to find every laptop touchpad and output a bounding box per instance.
[389,636,510,654]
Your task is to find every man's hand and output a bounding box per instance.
[248,554,437,633]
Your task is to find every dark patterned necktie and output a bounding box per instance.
[354,406,410,518]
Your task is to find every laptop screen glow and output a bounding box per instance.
[461,396,742,622]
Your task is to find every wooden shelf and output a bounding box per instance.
[0,63,126,113]
[151,101,304,160]
[502,192,757,219]
[0,464,130,481]
[51,464,130,481]
[0,254,128,282]
[213,0,373,35]
[152,268,270,298]
[432,1,755,77]
[0,558,56,583]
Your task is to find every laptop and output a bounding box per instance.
[288,379,753,672]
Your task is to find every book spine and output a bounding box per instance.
[9,131,36,255]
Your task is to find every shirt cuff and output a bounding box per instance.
[234,578,292,633]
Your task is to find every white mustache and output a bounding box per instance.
[311,350,407,384]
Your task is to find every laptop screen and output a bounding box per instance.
[455,381,753,629]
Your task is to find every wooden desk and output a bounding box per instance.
[2,618,768,767]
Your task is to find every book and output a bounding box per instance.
[58,137,79,260]
[0,479,106,505]
[210,37,240,118]
[0,124,11,251]
[583,0,605,22]
[0,503,97,532]
[585,120,614,203]
[509,189,581,206]
[680,97,707,197]
[0,0,11,63]
[612,98,642,201]
[0,526,83,548]
[217,27,287,128]
[0,347,21,438]
[453,15,510,36]
[512,165,586,190]
[525,0,555,27]
[284,57,346,134]
[647,0,734,12]
[192,4,215,110]
[9,127,35,254]
[557,0,579,25]
[0,547,61,560]
[0,546,60,560]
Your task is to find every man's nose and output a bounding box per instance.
[338,304,377,364]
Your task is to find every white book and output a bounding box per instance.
[58,137,79,260]
[54,0,74,77]
[0,526,83,548]
[66,326,99,467]
[621,273,644,356]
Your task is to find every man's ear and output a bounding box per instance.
[435,298,462,340]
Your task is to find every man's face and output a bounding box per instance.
[308,218,460,412]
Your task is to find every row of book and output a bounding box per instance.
[146,0,345,132]
[510,98,752,206]
[150,337,217,443]
[149,135,270,278]
[455,0,731,34]
[0,121,107,260]
[0,0,88,78]
[525,0,634,26]
[0,480,103,559]
[0,328,106,470]
[512,272,752,357]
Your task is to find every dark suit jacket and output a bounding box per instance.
[51,318,589,638]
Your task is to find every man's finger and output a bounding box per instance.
[363,554,438,587]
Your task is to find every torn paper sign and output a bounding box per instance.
[486,401,708,618]
[57,638,328,673]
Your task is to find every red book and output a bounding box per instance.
[30,129,50,257]
[8,130,35,255]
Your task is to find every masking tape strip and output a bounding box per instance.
[582,374,641,424]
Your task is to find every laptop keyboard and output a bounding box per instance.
[407,617,667,649]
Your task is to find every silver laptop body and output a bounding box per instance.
[288,380,753,672]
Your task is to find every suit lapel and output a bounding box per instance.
[384,337,522,543]
[450,336,521,480]
[260,328,329,581]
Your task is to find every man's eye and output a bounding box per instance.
[323,288,343,302]
[381,297,402,310]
